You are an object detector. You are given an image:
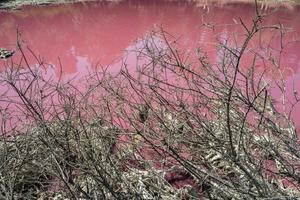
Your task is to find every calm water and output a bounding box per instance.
[0,0,300,129]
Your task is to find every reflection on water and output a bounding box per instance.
[0,0,300,129]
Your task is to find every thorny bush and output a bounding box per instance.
[0,7,300,200]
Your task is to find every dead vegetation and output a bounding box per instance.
[0,4,300,200]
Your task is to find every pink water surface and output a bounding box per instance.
[0,1,299,126]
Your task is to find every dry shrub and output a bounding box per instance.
[0,6,300,200]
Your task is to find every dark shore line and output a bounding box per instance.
[0,0,299,11]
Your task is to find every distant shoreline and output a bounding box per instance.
[0,0,299,11]
[0,0,89,10]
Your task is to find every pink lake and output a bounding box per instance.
[0,0,300,130]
